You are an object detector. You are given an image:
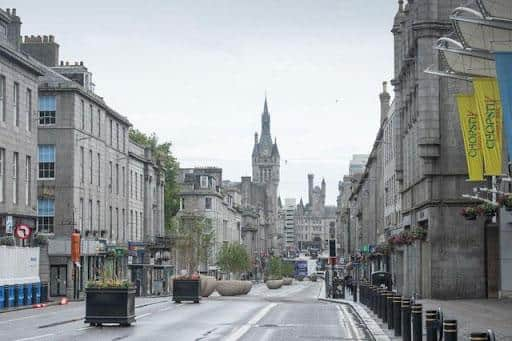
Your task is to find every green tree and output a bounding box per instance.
[217,243,251,279]
[266,256,283,280]
[128,128,180,228]
[282,262,295,278]
[170,214,215,274]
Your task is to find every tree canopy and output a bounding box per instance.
[217,242,251,279]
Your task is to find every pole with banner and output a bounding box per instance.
[71,231,81,300]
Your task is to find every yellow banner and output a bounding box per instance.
[473,77,503,176]
[456,94,484,181]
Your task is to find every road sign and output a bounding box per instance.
[6,216,13,234]
[14,224,32,240]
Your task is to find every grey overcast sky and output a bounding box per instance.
[15,0,397,205]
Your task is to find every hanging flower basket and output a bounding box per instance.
[477,203,497,218]
[411,227,427,241]
[460,207,478,220]
[498,195,512,211]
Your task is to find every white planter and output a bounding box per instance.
[216,280,244,296]
[240,281,252,294]
[266,279,283,289]
[200,276,217,297]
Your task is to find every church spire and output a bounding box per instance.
[260,96,272,150]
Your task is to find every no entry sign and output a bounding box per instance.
[14,224,32,240]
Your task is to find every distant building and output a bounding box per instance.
[295,175,336,252]
[234,98,280,277]
[177,167,242,272]
[283,198,296,249]
[349,155,368,176]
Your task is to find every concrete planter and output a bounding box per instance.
[200,276,217,297]
[240,281,252,294]
[216,280,243,296]
[266,279,283,289]
[282,278,293,285]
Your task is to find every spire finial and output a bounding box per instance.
[398,0,404,11]
[264,94,269,114]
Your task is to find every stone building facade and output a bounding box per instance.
[22,33,165,298]
[295,174,336,252]
[390,0,485,299]
[336,154,368,259]
[177,167,242,273]
[0,8,43,239]
[127,139,167,296]
[235,98,280,273]
[339,1,487,299]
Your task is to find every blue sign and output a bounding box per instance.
[495,52,512,162]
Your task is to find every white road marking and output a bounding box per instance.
[76,326,93,331]
[159,306,172,312]
[135,312,152,320]
[14,334,55,341]
[224,303,278,341]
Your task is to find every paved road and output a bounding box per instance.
[0,281,372,341]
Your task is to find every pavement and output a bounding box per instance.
[335,288,512,341]
[0,280,377,341]
[418,298,512,340]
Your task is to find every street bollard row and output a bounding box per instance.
[357,282,498,340]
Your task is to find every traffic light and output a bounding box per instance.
[329,239,336,258]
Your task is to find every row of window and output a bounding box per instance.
[37,197,144,240]
[39,95,127,153]
[0,76,34,132]
[39,144,144,199]
[0,148,32,206]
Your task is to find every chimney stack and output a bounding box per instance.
[20,32,60,67]
[379,81,391,126]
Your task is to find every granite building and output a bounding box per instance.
[177,167,242,273]
[390,0,485,299]
[238,98,280,265]
[0,8,43,239]
[22,34,165,298]
[295,175,336,252]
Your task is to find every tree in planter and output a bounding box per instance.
[266,256,283,280]
[282,262,294,278]
[217,243,250,280]
[170,214,215,275]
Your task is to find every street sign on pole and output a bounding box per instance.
[14,224,32,240]
[6,216,13,234]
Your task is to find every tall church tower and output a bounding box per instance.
[252,97,280,186]
[251,97,280,253]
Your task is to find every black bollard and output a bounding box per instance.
[353,281,358,302]
[371,287,377,313]
[401,298,411,341]
[426,310,438,341]
[386,293,394,330]
[411,303,422,341]
[370,286,376,312]
[393,296,402,336]
[443,320,457,341]
[382,292,391,324]
[376,289,383,319]
[470,332,489,341]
